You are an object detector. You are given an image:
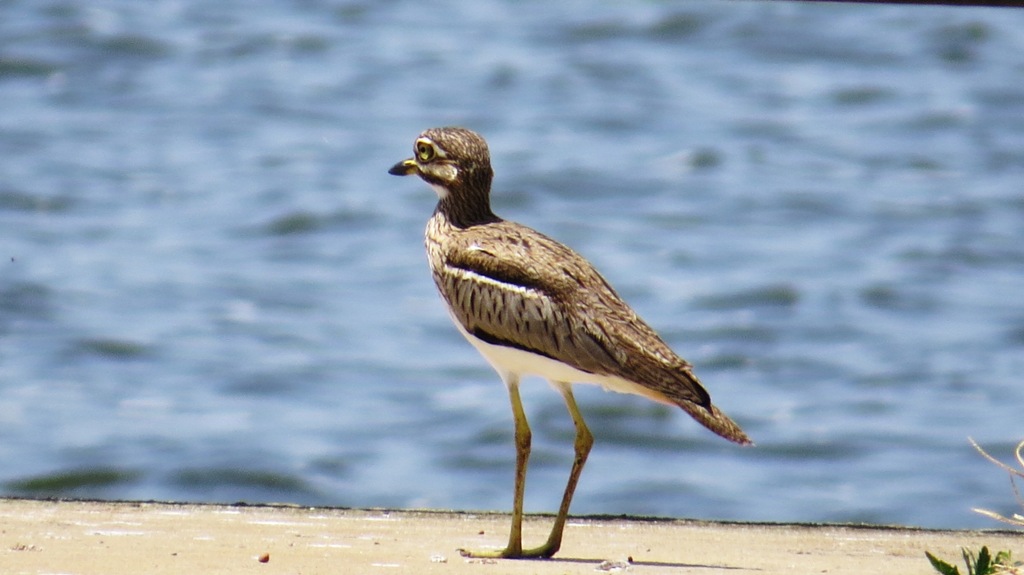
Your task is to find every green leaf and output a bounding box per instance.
[926,551,962,575]
[974,546,991,575]
[961,548,975,575]
[993,550,1013,567]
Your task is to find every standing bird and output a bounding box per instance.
[389,127,751,559]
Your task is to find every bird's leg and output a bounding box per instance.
[520,381,593,559]
[459,375,531,558]
[460,380,592,560]
[504,378,531,555]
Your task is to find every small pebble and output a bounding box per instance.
[595,559,630,572]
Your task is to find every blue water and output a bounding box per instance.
[2,0,1023,529]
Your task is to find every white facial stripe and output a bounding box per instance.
[435,163,457,181]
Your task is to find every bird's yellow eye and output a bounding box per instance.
[416,140,436,162]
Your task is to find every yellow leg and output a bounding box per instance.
[460,380,592,560]
[460,375,531,558]
[521,381,592,558]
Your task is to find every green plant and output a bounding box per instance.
[925,547,1017,575]
[970,438,1024,528]
[925,440,1024,575]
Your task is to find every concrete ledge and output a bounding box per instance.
[1,498,1020,574]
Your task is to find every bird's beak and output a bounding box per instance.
[388,158,419,176]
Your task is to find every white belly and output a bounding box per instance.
[449,314,673,405]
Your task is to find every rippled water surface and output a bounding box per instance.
[2,1,1023,529]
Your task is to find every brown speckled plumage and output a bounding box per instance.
[389,127,750,558]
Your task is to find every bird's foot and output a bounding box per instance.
[458,541,559,560]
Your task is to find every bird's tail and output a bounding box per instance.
[677,401,753,446]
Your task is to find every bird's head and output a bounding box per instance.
[388,127,494,205]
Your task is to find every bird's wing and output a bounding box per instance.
[439,226,619,374]
[437,222,712,408]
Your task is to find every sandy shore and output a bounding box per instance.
[1,498,1020,574]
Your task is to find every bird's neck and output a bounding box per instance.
[435,187,500,229]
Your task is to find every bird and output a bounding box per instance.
[388,126,751,559]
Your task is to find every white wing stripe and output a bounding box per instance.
[444,264,541,299]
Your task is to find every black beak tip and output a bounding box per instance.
[388,160,414,176]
